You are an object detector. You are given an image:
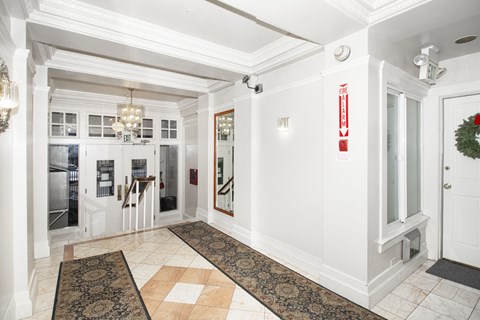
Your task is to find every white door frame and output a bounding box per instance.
[441,93,480,266]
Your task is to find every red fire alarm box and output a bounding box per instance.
[339,139,348,152]
[190,169,198,185]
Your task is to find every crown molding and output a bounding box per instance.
[28,0,320,77]
[0,2,17,55]
[329,0,429,24]
[45,49,212,94]
[252,37,323,74]
[206,80,233,93]
[51,88,179,110]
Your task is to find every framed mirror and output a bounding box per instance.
[214,109,234,216]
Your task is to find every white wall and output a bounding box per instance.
[182,105,198,217]
[253,52,324,267]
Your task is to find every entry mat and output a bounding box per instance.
[426,259,480,291]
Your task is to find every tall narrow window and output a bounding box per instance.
[387,92,422,224]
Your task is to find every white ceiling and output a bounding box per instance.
[4,0,479,105]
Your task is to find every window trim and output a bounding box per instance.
[49,110,79,138]
[379,88,425,252]
[87,113,120,139]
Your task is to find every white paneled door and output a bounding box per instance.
[85,144,156,237]
[443,94,480,268]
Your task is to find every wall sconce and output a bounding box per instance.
[277,117,289,132]
[242,74,263,94]
[0,58,19,133]
[413,45,447,85]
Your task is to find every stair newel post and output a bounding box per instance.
[151,179,155,228]
[135,179,139,230]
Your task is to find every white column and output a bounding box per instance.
[11,46,35,319]
[33,65,50,259]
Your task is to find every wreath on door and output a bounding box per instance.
[455,113,480,159]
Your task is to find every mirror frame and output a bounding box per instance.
[214,109,234,217]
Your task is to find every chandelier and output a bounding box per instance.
[112,88,144,136]
[0,57,19,134]
[217,115,233,135]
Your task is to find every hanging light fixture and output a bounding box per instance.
[0,57,19,134]
[112,88,144,137]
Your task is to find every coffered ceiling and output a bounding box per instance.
[2,0,480,106]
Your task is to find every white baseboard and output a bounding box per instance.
[252,231,323,279]
[34,240,50,259]
[195,207,208,223]
[367,249,428,308]
[3,296,16,320]
[14,285,33,319]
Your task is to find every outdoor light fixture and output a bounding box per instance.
[112,88,145,138]
[413,45,446,85]
[242,74,263,94]
[0,57,19,134]
[277,117,289,132]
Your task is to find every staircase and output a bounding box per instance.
[122,175,156,231]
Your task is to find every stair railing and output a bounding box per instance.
[122,175,156,231]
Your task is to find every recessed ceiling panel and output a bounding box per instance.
[76,0,283,53]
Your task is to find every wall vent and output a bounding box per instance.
[403,228,421,263]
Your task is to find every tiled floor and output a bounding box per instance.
[25,222,480,320]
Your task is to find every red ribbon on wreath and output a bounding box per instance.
[474,113,480,125]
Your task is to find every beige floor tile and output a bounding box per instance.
[125,250,152,264]
[156,243,183,254]
[197,285,235,308]
[152,266,187,282]
[131,264,161,280]
[23,308,52,320]
[135,242,164,252]
[37,276,58,294]
[165,254,196,268]
[407,305,452,320]
[470,309,480,320]
[164,283,205,304]
[140,280,176,301]
[143,298,162,315]
[34,291,56,313]
[264,310,282,320]
[143,252,173,266]
[188,305,229,320]
[371,306,404,320]
[189,255,215,269]
[179,268,213,285]
[420,293,473,320]
[393,283,429,304]
[376,293,418,319]
[226,309,265,320]
[207,270,235,288]
[229,287,264,313]
[151,301,194,320]
[404,274,441,292]
[176,245,198,256]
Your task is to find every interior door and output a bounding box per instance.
[123,144,156,229]
[443,94,480,268]
[85,144,123,237]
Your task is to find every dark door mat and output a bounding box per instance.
[426,259,480,290]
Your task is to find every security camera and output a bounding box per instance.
[242,74,263,94]
[254,84,263,94]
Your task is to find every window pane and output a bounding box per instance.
[143,129,153,138]
[143,118,153,128]
[89,126,102,137]
[161,130,169,139]
[103,127,116,138]
[52,112,64,124]
[406,98,421,217]
[89,115,102,126]
[97,160,114,197]
[51,125,64,136]
[170,130,177,139]
[161,120,169,129]
[65,113,76,124]
[66,125,77,137]
[387,93,399,223]
[170,120,177,129]
[104,116,116,126]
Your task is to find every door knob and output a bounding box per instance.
[443,183,452,189]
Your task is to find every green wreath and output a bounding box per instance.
[455,114,480,159]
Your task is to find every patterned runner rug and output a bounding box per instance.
[169,221,384,320]
[52,251,150,320]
